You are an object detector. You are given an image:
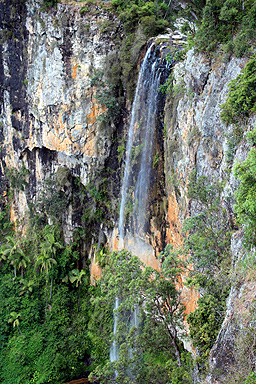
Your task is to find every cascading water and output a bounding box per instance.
[110,297,119,364]
[110,41,170,371]
[118,42,169,242]
[118,43,157,246]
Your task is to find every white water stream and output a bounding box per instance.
[110,41,169,370]
[118,42,162,243]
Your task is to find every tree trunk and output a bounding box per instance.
[50,277,53,300]
[45,275,48,317]
[172,337,182,367]
[77,284,81,313]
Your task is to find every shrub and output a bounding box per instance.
[234,127,256,246]
[194,0,256,56]
[41,0,60,11]
[220,57,256,125]
[183,172,233,364]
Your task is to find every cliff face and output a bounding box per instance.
[0,0,121,237]
[1,1,255,382]
[164,49,256,381]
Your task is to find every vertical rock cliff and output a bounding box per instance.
[164,49,256,382]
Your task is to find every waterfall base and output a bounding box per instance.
[109,228,160,270]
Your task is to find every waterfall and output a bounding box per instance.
[118,43,156,245]
[118,42,169,243]
[110,41,170,371]
[110,297,119,364]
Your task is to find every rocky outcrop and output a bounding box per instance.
[163,44,256,381]
[0,0,121,231]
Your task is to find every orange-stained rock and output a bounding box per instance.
[108,228,160,270]
[72,62,78,79]
[90,256,102,284]
[87,97,103,126]
[166,192,199,315]
[166,193,182,246]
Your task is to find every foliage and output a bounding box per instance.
[234,127,256,246]
[221,57,256,125]
[188,293,226,362]
[89,248,192,383]
[32,171,71,226]
[6,164,30,192]
[0,236,29,277]
[193,0,256,56]
[90,70,121,125]
[159,72,174,94]
[111,0,172,37]
[226,304,256,383]
[80,176,111,229]
[181,172,233,364]
[185,173,233,270]
[80,6,89,15]
[41,0,60,11]
[225,125,243,163]
[0,209,92,383]
[119,29,147,100]
[0,204,13,243]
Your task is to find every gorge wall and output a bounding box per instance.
[1,0,255,382]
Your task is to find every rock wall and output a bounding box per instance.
[164,46,256,381]
[0,0,121,233]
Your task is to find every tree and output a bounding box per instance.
[182,172,233,365]
[234,127,256,246]
[8,312,22,335]
[0,236,28,277]
[0,205,13,243]
[36,240,58,313]
[36,231,62,305]
[89,249,192,384]
[68,269,87,311]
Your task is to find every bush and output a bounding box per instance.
[183,172,233,365]
[220,57,256,125]
[194,0,256,56]
[41,0,60,11]
[187,293,226,363]
[234,127,256,246]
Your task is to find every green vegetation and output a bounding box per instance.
[3,0,256,381]
[41,0,60,11]
[226,304,256,383]
[234,127,256,247]
[193,0,256,56]
[89,248,193,383]
[90,70,122,125]
[112,0,170,36]
[221,57,256,125]
[0,216,92,383]
[168,172,234,366]
[0,163,119,382]
[0,185,194,383]
[6,165,30,192]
